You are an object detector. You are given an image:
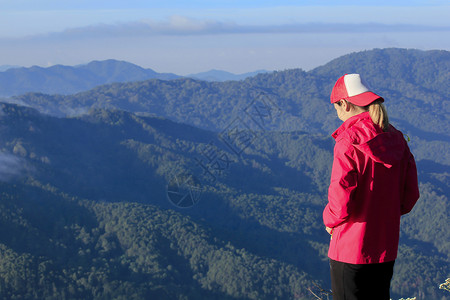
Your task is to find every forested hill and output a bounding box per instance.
[0,103,331,299]
[0,102,448,299]
[0,48,449,299]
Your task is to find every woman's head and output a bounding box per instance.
[333,99,365,122]
[331,74,389,131]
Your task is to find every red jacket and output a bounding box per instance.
[323,112,419,264]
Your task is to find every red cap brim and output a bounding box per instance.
[346,91,383,106]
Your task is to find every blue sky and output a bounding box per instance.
[0,0,449,74]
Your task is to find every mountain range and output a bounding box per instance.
[0,62,270,97]
[0,65,20,72]
[0,60,179,97]
[0,48,448,300]
[186,69,270,82]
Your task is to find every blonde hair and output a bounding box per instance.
[367,100,389,131]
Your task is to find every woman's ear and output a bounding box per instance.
[340,99,351,112]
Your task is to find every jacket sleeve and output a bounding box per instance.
[323,140,358,228]
[401,150,420,215]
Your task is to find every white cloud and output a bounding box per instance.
[52,16,237,38]
[0,152,25,181]
[23,18,449,41]
[148,15,224,32]
[1,4,449,39]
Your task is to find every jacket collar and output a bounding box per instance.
[331,111,371,140]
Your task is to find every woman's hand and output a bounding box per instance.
[326,226,334,235]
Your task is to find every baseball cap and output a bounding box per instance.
[330,74,384,106]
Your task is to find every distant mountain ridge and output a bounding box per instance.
[0,60,271,96]
[187,69,271,82]
[0,65,20,72]
[0,60,180,96]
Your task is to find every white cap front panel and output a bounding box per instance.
[344,74,370,97]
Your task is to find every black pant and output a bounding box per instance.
[330,259,395,300]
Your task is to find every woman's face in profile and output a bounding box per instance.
[334,102,346,122]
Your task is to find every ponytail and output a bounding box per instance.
[367,100,389,131]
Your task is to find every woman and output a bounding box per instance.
[323,74,420,300]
